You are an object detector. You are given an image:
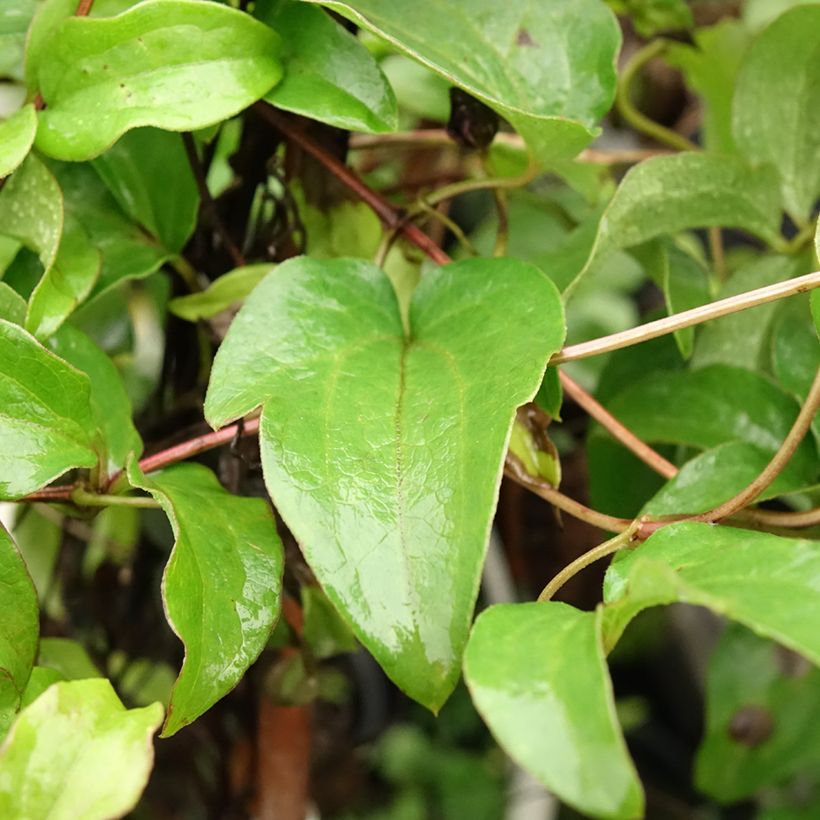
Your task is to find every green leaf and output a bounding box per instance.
[0,104,37,178]
[20,668,65,710]
[258,0,397,133]
[0,154,102,338]
[534,366,562,419]
[37,638,101,681]
[597,153,783,252]
[464,603,643,819]
[609,0,692,36]
[0,679,162,818]
[204,256,565,709]
[48,324,142,472]
[92,127,199,253]
[26,214,102,339]
[33,0,283,161]
[664,20,749,154]
[644,441,816,517]
[692,255,801,371]
[0,0,36,79]
[732,5,820,221]
[53,161,171,300]
[169,264,273,321]
[601,364,818,485]
[127,461,284,736]
[0,284,26,325]
[603,522,820,658]
[304,0,621,162]
[0,524,38,738]
[302,586,358,659]
[696,624,820,802]
[0,318,98,499]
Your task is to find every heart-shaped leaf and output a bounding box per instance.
[0,524,38,738]
[732,5,820,221]
[259,0,397,133]
[127,461,284,736]
[33,0,283,160]
[0,318,98,499]
[305,0,620,162]
[205,256,565,709]
[0,679,162,818]
[0,104,36,178]
[464,603,643,819]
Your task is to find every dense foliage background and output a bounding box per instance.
[1,0,820,818]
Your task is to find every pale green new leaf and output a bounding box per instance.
[92,127,199,253]
[127,461,284,736]
[464,603,643,819]
[0,524,38,738]
[732,6,820,221]
[169,264,273,321]
[204,256,565,710]
[34,0,284,160]
[304,0,620,162]
[0,679,162,820]
[48,324,142,472]
[259,0,397,133]
[0,318,98,499]
[603,522,820,659]
[0,104,37,178]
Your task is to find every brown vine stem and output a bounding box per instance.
[552,270,820,364]
[694,365,820,523]
[559,371,678,479]
[75,0,94,15]
[253,104,450,266]
[537,518,643,602]
[181,132,245,268]
[504,454,632,534]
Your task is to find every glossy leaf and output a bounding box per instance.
[92,127,199,253]
[0,284,26,325]
[205,256,565,709]
[464,603,643,819]
[127,461,284,736]
[696,624,820,802]
[53,161,171,299]
[48,324,142,472]
[0,104,37,178]
[0,524,38,738]
[603,522,820,659]
[305,0,620,162]
[0,679,162,819]
[0,154,102,338]
[597,153,783,252]
[26,214,102,339]
[259,0,397,133]
[732,6,820,220]
[0,319,98,499]
[169,264,273,321]
[33,0,283,161]
[601,365,818,485]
